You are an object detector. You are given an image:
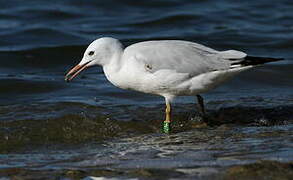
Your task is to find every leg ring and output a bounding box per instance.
[163,121,171,133]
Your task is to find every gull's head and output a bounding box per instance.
[65,37,123,82]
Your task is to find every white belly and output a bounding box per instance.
[104,63,252,97]
[177,66,253,95]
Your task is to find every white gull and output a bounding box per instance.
[65,37,282,133]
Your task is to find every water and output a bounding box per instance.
[0,0,293,179]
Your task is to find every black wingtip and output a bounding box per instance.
[232,56,284,66]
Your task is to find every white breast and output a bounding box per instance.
[103,53,253,97]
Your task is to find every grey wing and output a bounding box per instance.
[124,40,247,76]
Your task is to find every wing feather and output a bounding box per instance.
[123,40,246,76]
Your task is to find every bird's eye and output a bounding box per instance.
[88,51,94,56]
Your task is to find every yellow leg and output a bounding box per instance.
[165,102,171,123]
[163,101,172,133]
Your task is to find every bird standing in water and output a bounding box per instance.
[65,37,282,133]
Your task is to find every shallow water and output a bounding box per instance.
[0,0,293,179]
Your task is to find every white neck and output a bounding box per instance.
[102,47,124,87]
[103,46,123,72]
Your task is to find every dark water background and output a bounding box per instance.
[0,0,293,179]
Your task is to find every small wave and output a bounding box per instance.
[127,13,198,27]
[0,104,155,153]
[0,101,292,152]
[0,27,86,51]
[16,8,83,20]
[0,78,64,95]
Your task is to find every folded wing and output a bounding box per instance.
[124,40,248,76]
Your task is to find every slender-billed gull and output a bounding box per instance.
[65,37,282,133]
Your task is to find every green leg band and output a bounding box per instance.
[163,121,171,133]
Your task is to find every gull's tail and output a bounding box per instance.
[231,56,284,66]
